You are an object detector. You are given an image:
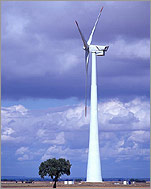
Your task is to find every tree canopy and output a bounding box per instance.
[39,158,72,188]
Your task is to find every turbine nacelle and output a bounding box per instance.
[83,45,109,56]
[89,45,109,53]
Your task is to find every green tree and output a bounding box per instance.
[39,158,72,188]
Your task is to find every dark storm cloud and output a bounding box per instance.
[1,1,150,100]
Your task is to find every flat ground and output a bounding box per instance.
[1,181,150,188]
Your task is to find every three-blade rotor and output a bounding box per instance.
[75,7,104,117]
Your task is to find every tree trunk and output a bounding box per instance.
[53,180,57,188]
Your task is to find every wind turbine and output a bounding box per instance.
[75,7,109,182]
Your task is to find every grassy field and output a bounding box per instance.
[2,186,150,189]
[1,181,150,189]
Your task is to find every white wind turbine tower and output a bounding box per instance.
[75,7,109,182]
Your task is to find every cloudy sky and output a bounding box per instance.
[1,1,150,179]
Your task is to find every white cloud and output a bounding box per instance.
[2,104,28,119]
[41,145,87,162]
[2,98,149,135]
[4,12,29,38]
[15,146,45,161]
[16,147,29,155]
[18,154,30,161]
[43,132,65,145]
[128,130,150,143]
[1,135,16,142]
[98,98,150,131]
[109,38,150,59]
[36,129,46,138]
[100,137,149,162]
[16,147,30,161]
[1,127,24,142]
[58,53,79,73]
[1,97,150,162]
[117,140,125,147]
[3,127,15,135]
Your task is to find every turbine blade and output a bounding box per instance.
[85,50,89,117]
[85,50,89,69]
[75,20,88,49]
[87,7,104,46]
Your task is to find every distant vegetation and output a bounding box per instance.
[74,178,82,182]
[130,178,146,183]
[1,177,149,182]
